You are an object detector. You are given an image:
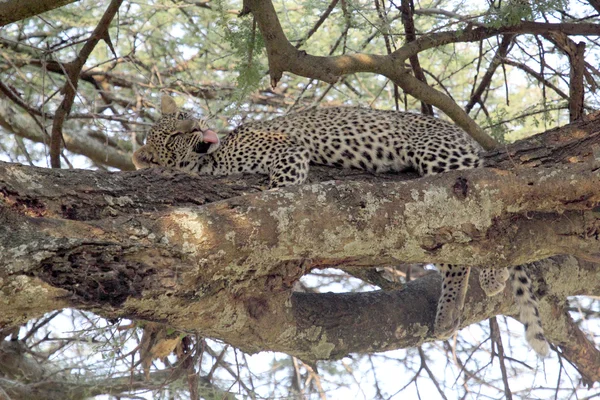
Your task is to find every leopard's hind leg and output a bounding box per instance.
[434,264,471,338]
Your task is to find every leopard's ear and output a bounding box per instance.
[132,145,160,169]
[161,95,178,115]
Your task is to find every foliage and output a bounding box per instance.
[485,0,569,26]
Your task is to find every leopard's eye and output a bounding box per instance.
[177,112,188,120]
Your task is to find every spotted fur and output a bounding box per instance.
[512,264,550,355]
[479,267,510,296]
[133,95,549,356]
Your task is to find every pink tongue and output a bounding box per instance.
[202,129,219,144]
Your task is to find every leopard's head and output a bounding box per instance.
[141,95,220,168]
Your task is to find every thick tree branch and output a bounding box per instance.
[0,0,81,27]
[0,242,598,364]
[485,110,600,168]
[0,116,599,370]
[0,164,599,360]
[2,161,599,273]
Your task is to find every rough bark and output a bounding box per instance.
[2,161,599,270]
[1,115,599,365]
[485,110,600,168]
[569,41,586,122]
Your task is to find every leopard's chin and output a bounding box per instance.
[193,141,212,154]
[192,130,220,155]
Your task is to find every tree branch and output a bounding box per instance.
[1,160,598,275]
[539,276,600,387]
[49,0,123,168]
[0,339,233,400]
[0,0,81,27]
[294,0,339,49]
[484,110,600,168]
[0,96,135,170]
[465,35,514,114]
[501,58,570,101]
[569,41,586,121]
[1,114,599,372]
[399,0,433,115]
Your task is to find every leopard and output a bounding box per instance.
[133,95,550,356]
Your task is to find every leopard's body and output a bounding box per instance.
[133,95,549,356]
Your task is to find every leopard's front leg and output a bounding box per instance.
[268,146,311,188]
[434,264,471,338]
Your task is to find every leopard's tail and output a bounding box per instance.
[511,264,550,356]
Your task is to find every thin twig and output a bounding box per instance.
[489,317,513,400]
[295,0,340,49]
[418,347,449,400]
